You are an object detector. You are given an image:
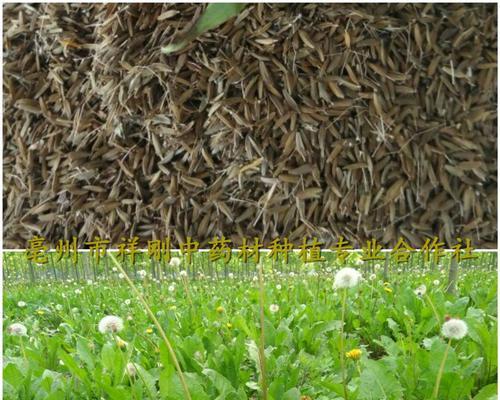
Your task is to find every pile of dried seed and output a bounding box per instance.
[3,3,497,248]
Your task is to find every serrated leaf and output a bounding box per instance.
[202,368,236,396]
[76,338,94,369]
[283,387,301,400]
[57,349,89,384]
[359,359,404,400]
[473,384,498,400]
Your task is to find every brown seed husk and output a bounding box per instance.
[2,3,497,248]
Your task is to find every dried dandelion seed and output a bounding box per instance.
[2,3,497,248]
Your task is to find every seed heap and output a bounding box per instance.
[3,3,497,248]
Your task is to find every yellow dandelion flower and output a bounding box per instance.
[216,306,225,314]
[346,348,362,360]
[146,327,153,334]
[384,287,393,293]
[115,337,127,349]
[36,310,45,315]
[226,322,233,329]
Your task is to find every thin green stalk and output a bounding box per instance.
[369,283,377,316]
[19,337,27,360]
[109,254,192,400]
[340,288,349,400]
[180,274,194,307]
[136,365,156,400]
[404,320,418,392]
[316,274,321,300]
[112,333,128,385]
[257,265,268,400]
[432,338,452,399]
[129,372,137,400]
[424,294,441,325]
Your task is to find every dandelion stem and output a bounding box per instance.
[340,288,349,400]
[109,254,192,400]
[356,362,362,376]
[112,333,128,384]
[432,338,452,399]
[425,294,441,325]
[19,337,27,360]
[257,265,269,400]
[181,275,194,307]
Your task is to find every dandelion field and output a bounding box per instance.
[3,252,498,400]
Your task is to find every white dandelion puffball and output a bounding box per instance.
[8,323,27,336]
[168,285,175,293]
[98,316,124,334]
[137,270,147,278]
[17,301,26,308]
[126,362,137,376]
[326,267,332,273]
[334,267,362,289]
[55,304,63,311]
[289,272,295,278]
[442,318,468,340]
[433,279,440,286]
[124,299,131,306]
[170,257,181,267]
[276,284,282,290]
[75,289,82,295]
[179,270,188,278]
[228,273,234,279]
[112,267,118,272]
[118,273,125,279]
[269,304,280,313]
[414,284,427,297]
[369,274,376,281]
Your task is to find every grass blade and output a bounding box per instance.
[162,3,247,54]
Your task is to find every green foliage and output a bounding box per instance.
[3,259,497,399]
[358,359,404,399]
[162,3,247,54]
[473,384,498,400]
